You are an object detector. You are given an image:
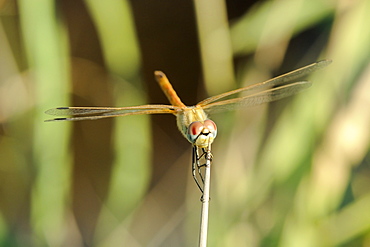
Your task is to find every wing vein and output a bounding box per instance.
[202,81,311,114]
[44,107,178,122]
[197,59,331,106]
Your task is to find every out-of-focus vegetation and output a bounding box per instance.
[0,0,369,246]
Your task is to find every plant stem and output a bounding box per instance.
[198,150,212,247]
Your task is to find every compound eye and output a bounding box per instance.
[187,121,204,143]
[204,119,217,132]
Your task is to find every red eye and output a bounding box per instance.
[189,121,203,136]
[204,119,217,132]
[187,121,204,143]
[186,120,217,145]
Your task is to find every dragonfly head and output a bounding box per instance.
[187,120,217,148]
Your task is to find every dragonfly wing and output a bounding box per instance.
[202,81,311,114]
[197,59,331,106]
[45,105,178,122]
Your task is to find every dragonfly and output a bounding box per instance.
[45,59,331,192]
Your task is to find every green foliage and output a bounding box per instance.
[0,0,369,246]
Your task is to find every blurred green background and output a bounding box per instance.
[0,0,369,246]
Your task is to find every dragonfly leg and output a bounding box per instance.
[200,145,213,202]
[192,145,213,196]
[192,146,204,193]
[197,148,208,184]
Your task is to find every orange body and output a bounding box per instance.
[154,71,186,108]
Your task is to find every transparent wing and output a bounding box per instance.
[202,81,311,114]
[197,59,331,107]
[45,105,179,122]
